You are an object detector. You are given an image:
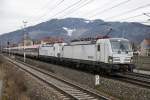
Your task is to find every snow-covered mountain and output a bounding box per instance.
[0,18,150,45]
[62,27,76,37]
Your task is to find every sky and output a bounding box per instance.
[0,0,150,34]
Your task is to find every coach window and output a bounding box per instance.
[97,44,100,51]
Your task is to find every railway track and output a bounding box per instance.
[114,72,150,88]
[3,55,110,100]
[126,72,150,79]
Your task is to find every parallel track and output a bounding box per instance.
[114,72,150,88]
[126,72,150,79]
[4,55,110,100]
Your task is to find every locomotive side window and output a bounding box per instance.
[97,44,100,51]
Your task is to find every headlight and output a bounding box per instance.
[108,56,113,63]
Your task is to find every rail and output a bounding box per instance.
[3,55,110,100]
[114,72,150,88]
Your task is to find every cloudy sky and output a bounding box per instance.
[1,0,150,34]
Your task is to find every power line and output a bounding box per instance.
[119,12,150,21]
[36,0,84,24]
[37,0,65,20]
[89,0,131,19]
[39,0,58,11]
[119,13,143,21]
[27,0,57,21]
[62,0,94,18]
[81,0,120,17]
[31,0,65,24]
[48,0,84,19]
[60,0,91,17]
[105,3,150,20]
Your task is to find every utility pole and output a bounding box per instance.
[23,20,28,62]
[7,41,10,56]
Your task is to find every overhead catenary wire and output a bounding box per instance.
[29,0,56,17]
[105,3,150,20]
[39,0,60,12]
[31,0,120,23]
[37,0,65,20]
[35,0,85,24]
[118,12,150,21]
[30,0,65,25]
[80,0,120,17]
[62,0,95,18]
[28,0,150,27]
[88,0,131,19]
[119,13,144,21]
[47,0,84,19]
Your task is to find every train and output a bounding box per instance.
[2,37,135,73]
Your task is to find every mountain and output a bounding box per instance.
[0,18,150,45]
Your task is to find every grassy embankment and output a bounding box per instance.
[0,56,30,100]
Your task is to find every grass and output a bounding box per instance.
[0,58,30,100]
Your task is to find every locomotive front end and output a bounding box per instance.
[109,38,135,71]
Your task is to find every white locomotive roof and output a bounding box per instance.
[109,38,129,41]
[97,38,129,41]
[68,38,129,45]
[70,41,94,45]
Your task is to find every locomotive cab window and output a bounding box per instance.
[97,44,100,51]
